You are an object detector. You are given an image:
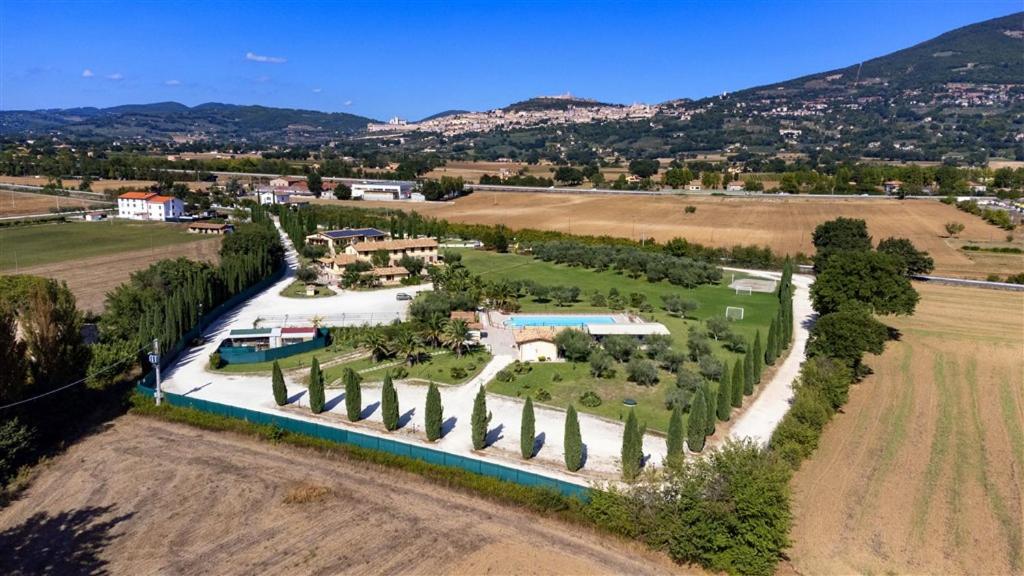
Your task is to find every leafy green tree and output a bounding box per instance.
[520,397,535,459]
[308,357,325,414]
[333,183,352,200]
[807,305,888,375]
[800,356,855,411]
[307,172,323,196]
[629,158,660,178]
[753,331,764,383]
[564,405,583,471]
[471,386,491,450]
[425,382,442,441]
[716,367,732,421]
[744,347,755,393]
[626,358,659,386]
[272,360,287,406]
[381,372,399,431]
[687,388,708,452]
[811,251,919,316]
[876,237,935,275]
[812,217,872,271]
[371,249,391,267]
[344,367,362,421]
[554,328,591,361]
[621,409,642,481]
[588,348,615,378]
[666,402,685,467]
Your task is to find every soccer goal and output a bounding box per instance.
[725,306,745,321]
[734,286,753,296]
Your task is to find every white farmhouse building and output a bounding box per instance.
[117,192,185,221]
[257,188,291,205]
[351,180,415,200]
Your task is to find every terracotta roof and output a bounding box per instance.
[318,254,359,267]
[351,238,438,253]
[513,327,563,344]
[449,310,482,330]
[369,266,409,277]
[119,191,156,200]
[188,222,231,230]
[148,195,178,204]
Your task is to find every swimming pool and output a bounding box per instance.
[505,314,618,328]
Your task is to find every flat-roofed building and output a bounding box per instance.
[351,180,415,200]
[187,222,234,235]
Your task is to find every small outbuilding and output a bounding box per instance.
[514,327,561,363]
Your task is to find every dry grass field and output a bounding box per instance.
[0,416,684,576]
[12,238,221,313]
[346,192,1023,278]
[0,176,206,193]
[786,283,1024,575]
[0,190,101,218]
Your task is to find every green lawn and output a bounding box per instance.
[321,347,492,386]
[458,249,778,432]
[0,220,208,270]
[280,279,336,298]
[213,343,358,374]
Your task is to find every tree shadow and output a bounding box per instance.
[531,431,546,458]
[286,390,306,405]
[0,505,133,576]
[398,408,415,429]
[485,423,504,447]
[323,392,345,412]
[360,401,380,420]
[580,443,589,469]
[441,416,458,438]
[886,326,903,341]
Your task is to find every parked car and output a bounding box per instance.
[396,292,412,301]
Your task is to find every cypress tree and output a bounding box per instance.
[703,382,716,436]
[381,372,399,431]
[766,317,778,365]
[732,358,745,403]
[621,409,641,481]
[564,405,583,472]
[719,360,731,409]
[308,357,325,414]
[272,360,287,406]
[344,367,362,421]
[425,381,442,441]
[471,386,491,450]
[666,402,685,467]
[687,388,707,453]
[744,347,755,393]
[716,370,732,421]
[753,330,764,383]
[520,397,535,459]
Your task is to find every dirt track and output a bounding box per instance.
[330,193,1023,279]
[0,416,684,576]
[786,283,1024,575]
[13,238,222,312]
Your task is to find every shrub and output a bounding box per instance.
[684,205,697,214]
[626,358,658,386]
[588,348,614,378]
[209,352,222,369]
[449,366,467,380]
[552,372,563,382]
[579,390,602,407]
[495,368,515,383]
[535,388,552,402]
[390,365,409,379]
[698,355,723,381]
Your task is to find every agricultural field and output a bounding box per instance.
[0,221,221,312]
[0,175,207,193]
[351,192,1022,278]
[0,415,678,575]
[0,190,105,218]
[458,249,779,432]
[786,282,1024,575]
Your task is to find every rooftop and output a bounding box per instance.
[118,191,156,200]
[322,227,387,240]
[585,323,670,336]
[369,266,409,276]
[351,237,438,252]
[513,327,563,344]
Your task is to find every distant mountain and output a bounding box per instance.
[0,102,378,144]
[503,96,620,112]
[418,109,469,122]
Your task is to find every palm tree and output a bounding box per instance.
[420,313,446,347]
[362,329,392,362]
[310,315,324,330]
[393,331,425,366]
[441,319,470,358]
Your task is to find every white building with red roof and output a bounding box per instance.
[117,191,185,221]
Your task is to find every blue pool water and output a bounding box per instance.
[505,315,617,328]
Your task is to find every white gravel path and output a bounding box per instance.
[159,224,813,485]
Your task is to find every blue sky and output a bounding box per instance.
[1,1,1019,120]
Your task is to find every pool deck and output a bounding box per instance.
[488,310,634,329]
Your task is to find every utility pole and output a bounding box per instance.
[151,338,163,406]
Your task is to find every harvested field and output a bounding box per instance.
[786,283,1024,575]
[0,416,684,576]
[0,190,100,218]
[0,176,206,193]
[335,192,1023,278]
[11,238,221,312]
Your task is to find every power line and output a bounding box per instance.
[0,346,147,411]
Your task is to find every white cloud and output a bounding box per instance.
[312,87,322,93]
[164,79,181,86]
[82,68,94,78]
[343,100,353,107]
[245,51,286,64]
[255,75,271,83]
[106,72,124,81]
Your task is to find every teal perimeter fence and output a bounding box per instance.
[136,383,590,500]
[218,328,329,365]
[136,265,590,501]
